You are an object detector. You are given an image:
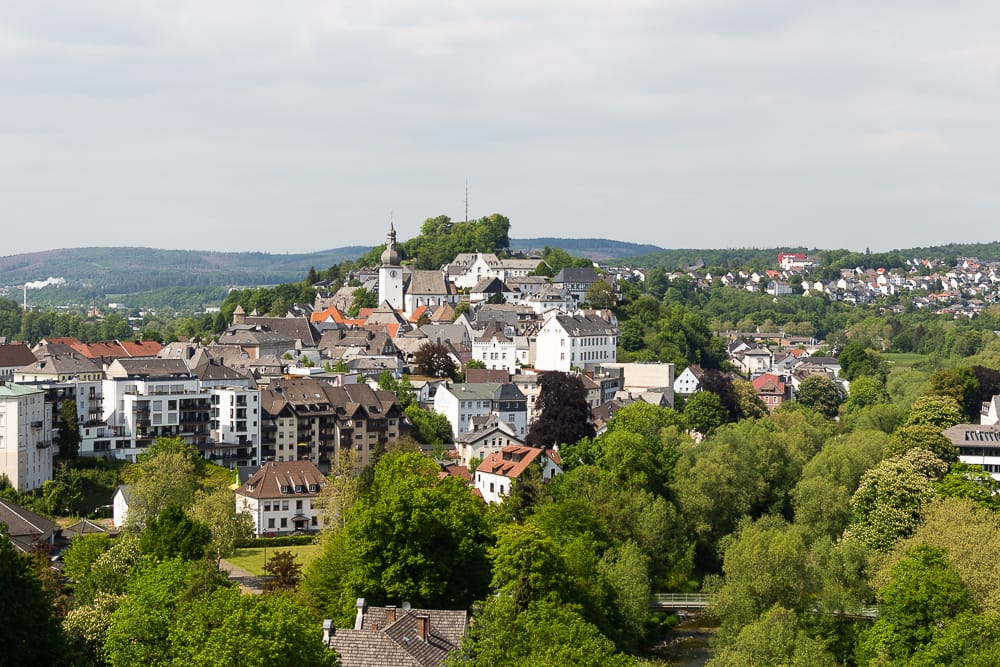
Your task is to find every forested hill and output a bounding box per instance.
[508,238,665,260]
[0,238,659,290]
[0,246,370,291]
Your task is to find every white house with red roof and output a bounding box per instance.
[474,444,562,504]
[236,460,327,536]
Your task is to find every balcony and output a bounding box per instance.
[36,440,51,449]
[30,420,44,429]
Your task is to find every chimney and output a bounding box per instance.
[322,619,333,644]
[354,598,366,630]
[385,605,397,625]
[415,615,429,642]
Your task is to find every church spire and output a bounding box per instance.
[380,218,400,266]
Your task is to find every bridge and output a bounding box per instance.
[649,593,712,610]
[649,593,878,619]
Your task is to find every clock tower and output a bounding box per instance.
[378,222,404,310]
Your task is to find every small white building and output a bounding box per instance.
[0,383,53,492]
[471,323,518,375]
[112,485,132,528]
[673,365,705,396]
[235,460,327,536]
[475,444,562,504]
[455,419,523,468]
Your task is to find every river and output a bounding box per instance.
[647,615,717,666]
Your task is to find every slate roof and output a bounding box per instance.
[327,604,468,667]
[552,266,598,284]
[107,358,192,378]
[0,499,57,553]
[407,270,457,296]
[242,316,320,347]
[942,423,1000,447]
[550,313,617,337]
[16,353,102,377]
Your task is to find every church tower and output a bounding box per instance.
[378,222,404,310]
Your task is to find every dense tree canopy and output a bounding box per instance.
[526,372,595,448]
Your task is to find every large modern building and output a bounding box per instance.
[943,423,1000,481]
[0,383,53,492]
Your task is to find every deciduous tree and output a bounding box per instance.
[526,372,595,448]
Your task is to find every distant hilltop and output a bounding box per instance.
[0,239,659,290]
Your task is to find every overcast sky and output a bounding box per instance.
[2,1,999,256]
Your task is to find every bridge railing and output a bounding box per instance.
[649,593,712,609]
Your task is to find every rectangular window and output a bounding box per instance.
[296,500,303,510]
[281,500,289,511]
[280,518,287,528]
[267,518,275,529]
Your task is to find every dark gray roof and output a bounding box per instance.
[0,499,57,553]
[327,606,467,667]
[553,266,598,283]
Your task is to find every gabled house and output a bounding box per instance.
[112,485,132,528]
[534,312,618,372]
[470,321,517,374]
[475,444,562,504]
[454,418,522,468]
[0,343,36,382]
[0,499,57,553]
[673,365,706,396]
[752,373,791,413]
[552,266,599,302]
[236,459,327,536]
[324,599,468,667]
[433,382,528,438]
[982,395,1000,426]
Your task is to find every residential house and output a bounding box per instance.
[469,277,514,305]
[454,418,523,468]
[0,499,57,553]
[470,321,517,374]
[602,362,675,407]
[982,395,1000,426]
[0,343,36,382]
[0,383,53,492]
[752,373,791,414]
[324,599,468,667]
[475,444,562,504]
[14,352,103,383]
[433,382,527,438]
[112,485,132,528]
[551,266,599,302]
[673,365,706,397]
[534,312,618,372]
[236,459,327,536]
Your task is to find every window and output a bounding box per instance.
[311,516,318,526]
[263,502,271,512]
[267,518,275,529]
[281,500,289,511]
[280,518,287,528]
[296,500,303,510]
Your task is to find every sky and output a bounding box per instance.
[2,1,999,256]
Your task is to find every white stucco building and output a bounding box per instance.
[235,460,327,536]
[0,383,53,492]
[534,313,618,372]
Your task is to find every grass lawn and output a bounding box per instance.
[883,352,933,369]
[226,543,324,576]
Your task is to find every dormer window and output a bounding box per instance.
[295,484,305,493]
[309,483,320,492]
[280,484,291,493]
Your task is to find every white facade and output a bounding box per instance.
[0,383,53,492]
[673,367,703,396]
[236,493,324,536]
[534,313,618,373]
[471,334,518,375]
[475,445,562,504]
[379,265,405,312]
[433,383,528,438]
[455,422,521,468]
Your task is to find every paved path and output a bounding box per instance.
[219,559,265,595]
